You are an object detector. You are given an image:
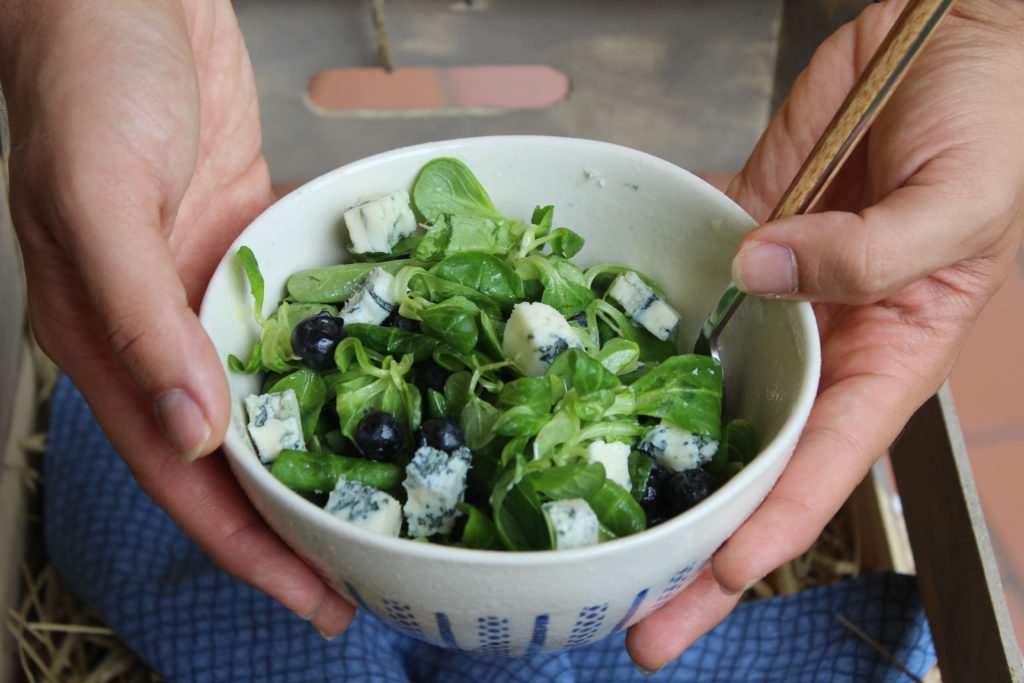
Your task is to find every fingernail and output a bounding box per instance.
[733,241,798,296]
[634,662,664,676]
[315,625,339,642]
[154,389,210,463]
[720,576,762,596]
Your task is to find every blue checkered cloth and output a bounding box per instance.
[44,377,936,682]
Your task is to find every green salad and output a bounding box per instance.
[231,158,758,551]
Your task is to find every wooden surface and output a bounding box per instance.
[890,386,1024,683]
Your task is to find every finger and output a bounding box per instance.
[62,330,355,636]
[711,369,932,594]
[625,566,741,674]
[51,195,230,462]
[731,180,997,302]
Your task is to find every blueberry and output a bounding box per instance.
[414,361,451,396]
[291,312,347,370]
[639,465,673,526]
[417,417,466,453]
[568,311,587,327]
[354,411,405,462]
[666,468,721,514]
[384,309,421,333]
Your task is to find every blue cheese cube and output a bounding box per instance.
[585,440,631,491]
[340,267,400,325]
[607,272,680,341]
[543,499,600,550]
[402,446,472,537]
[501,302,583,376]
[325,478,402,537]
[244,389,305,464]
[639,421,718,472]
[344,190,417,254]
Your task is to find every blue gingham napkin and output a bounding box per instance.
[44,376,936,682]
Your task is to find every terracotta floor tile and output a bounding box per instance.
[1006,580,1024,654]
[969,440,1024,578]
[949,259,1024,441]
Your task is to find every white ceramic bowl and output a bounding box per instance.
[199,136,820,656]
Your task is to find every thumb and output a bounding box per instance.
[64,203,230,463]
[730,183,989,303]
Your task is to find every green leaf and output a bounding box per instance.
[409,272,501,319]
[286,259,413,303]
[531,204,554,236]
[419,296,479,353]
[585,479,647,537]
[519,255,594,317]
[459,395,500,450]
[526,462,606,501]
[545,348,620,400]
[448,213,520,254]
[333,342,421,442]
[627,450,655,504]
[258,316,297,373]
[493,405,550,437]
[595,339,641,375]
[444,371,473,408]
[456,503,501,550]
[533,410,576,460]
[636,328,679,364]
[477,313,505,362]
[426,388,448,419]
[412,223,452,261]
[498,376,553,413]
[346,324,439,362]
[412,157,504,223]
[630,355,723,440]
[270,449,401,492]
[711,419,761,477]
[268,368,327,443]
[237,246,266,325]
[491,473,550,551]
[500,436,530,467]
[228,339,263,374]
[430,252,525,312]
[546,227,585,258]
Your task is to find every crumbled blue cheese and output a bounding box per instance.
[340,267,400,325]
[543,499,600,550]
[639,421,718,472]
[343,190,417,254]
[244,389,305,464]
[325,478,403,537]
[585,440,631,491]
[402,446,472,537]
[607,271,680,341]
[501,302,583,376]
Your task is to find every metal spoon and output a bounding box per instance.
[693,0,957,363]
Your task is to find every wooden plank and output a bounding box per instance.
[889,386,1024,683]
[0,341,37,683]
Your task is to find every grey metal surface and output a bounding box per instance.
[236,0,784,182]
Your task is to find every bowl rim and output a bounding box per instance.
[200,134,821,567]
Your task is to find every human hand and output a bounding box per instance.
[1,0,354,636]
[627,0,1024,671]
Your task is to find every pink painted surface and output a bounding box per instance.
[951,255,1024,651]
[306,65,570,113]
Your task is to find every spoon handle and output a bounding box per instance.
[696,0,956,359]
[769,0,957,221]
